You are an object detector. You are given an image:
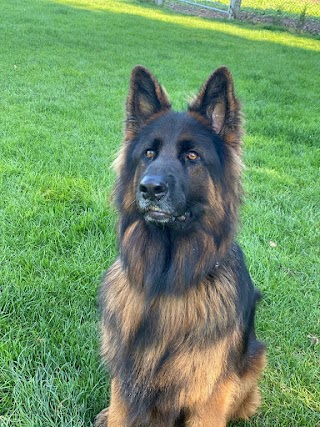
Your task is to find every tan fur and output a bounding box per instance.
[99,263,265,425]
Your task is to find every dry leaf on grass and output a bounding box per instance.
[307,335,319,346]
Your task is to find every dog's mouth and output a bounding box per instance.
[144,206,191,225]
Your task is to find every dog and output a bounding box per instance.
[96,65,266,427]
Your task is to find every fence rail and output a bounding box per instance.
[157,0,242,18]
[174,0,229,15]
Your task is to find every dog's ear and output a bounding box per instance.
[189,66,241,144]
[126,66,171,138]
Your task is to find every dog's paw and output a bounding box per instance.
[95,408,109,427]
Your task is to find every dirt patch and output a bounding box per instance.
[165,1,320,36]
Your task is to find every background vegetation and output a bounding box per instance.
[190,0,320,17]
[241,0,320,17]
[1,0,319,425]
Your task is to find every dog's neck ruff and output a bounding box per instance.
[120,218,234,298]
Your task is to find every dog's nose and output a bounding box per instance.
[139,175,168,201]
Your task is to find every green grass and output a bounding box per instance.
[0,0,319,425]
[241,0,320,17]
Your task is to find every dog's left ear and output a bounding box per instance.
[126,66,171,138]
[189,66,241,144]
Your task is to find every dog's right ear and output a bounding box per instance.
[125,66,171,138]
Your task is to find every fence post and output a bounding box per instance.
[228,0,242,19]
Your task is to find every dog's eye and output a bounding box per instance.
[186,151,199,161]
[145,149,156,159]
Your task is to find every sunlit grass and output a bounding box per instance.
[242,0,320,17]
[55,0,320,51]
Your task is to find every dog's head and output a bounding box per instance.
[116,66,242,233]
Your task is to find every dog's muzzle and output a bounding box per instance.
[139,175,168,202]
[138,174,190,226]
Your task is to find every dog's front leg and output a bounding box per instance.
[95,378,133,427]
[185,404,227,427]
[185,378,238,427]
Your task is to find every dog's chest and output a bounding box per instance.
[103,271,238,411]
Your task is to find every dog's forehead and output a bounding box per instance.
[149,111,207,143]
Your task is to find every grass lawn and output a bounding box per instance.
[0,0,319,425]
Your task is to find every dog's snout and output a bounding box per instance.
[139,175,168,201]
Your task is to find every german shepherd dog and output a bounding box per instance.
[96,66,266,427]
